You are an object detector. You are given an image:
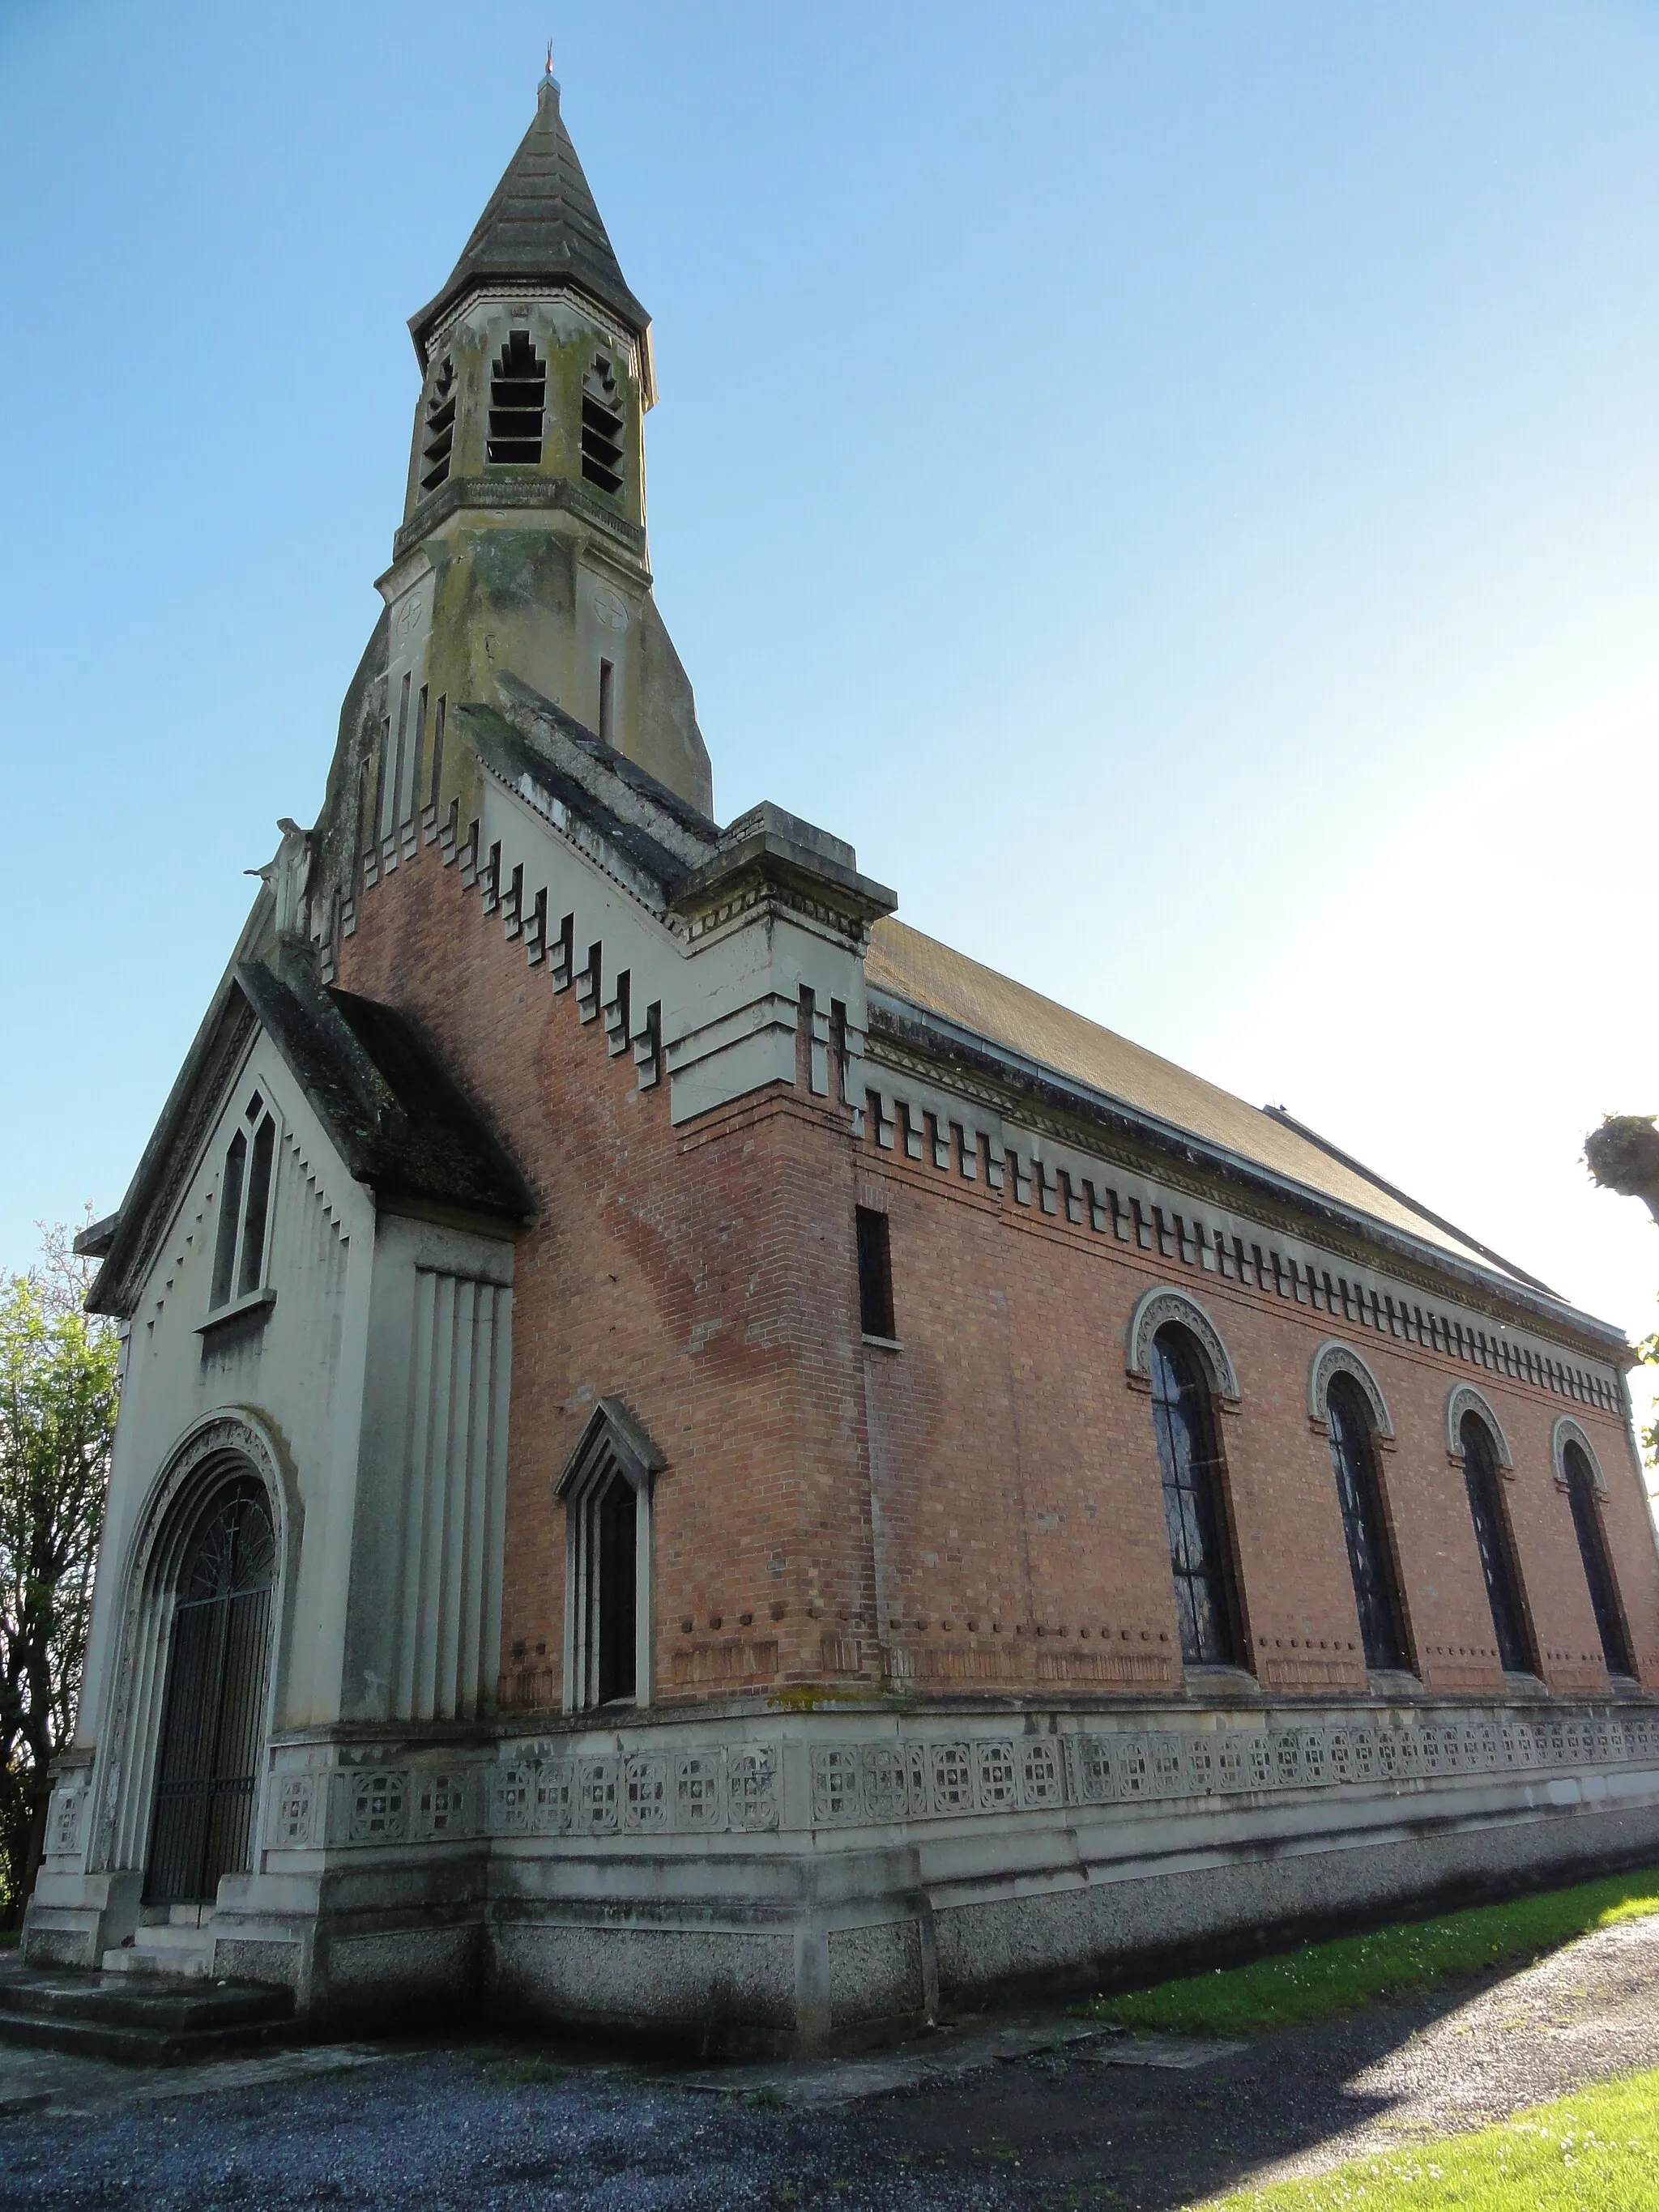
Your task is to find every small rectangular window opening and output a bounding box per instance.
[373,716,391,843]
[598,658,614,745]
[408,684,428,822]
[856,1206,895,1340]
[383,671,411,836]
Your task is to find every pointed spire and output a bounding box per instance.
[409,70,650,365]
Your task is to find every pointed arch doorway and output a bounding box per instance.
[143,1475,277,1907]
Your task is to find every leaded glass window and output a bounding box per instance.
[1563,1442,1632,1677]
[1150,1325,1239,1666]
[1461,1412,1532,1674]
[1326,1375,1408,1671]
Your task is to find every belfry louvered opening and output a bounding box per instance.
[581,355,625,492]
[487,331,546,464]
[420,356,457,491]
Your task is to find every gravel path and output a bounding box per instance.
[3,1914,1659,2210]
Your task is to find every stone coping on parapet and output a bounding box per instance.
[237,1676,1653,1755]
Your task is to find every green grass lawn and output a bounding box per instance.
[1205,2065,1659,2210]
[1082,1867,1659,2037]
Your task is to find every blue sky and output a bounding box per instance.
[2,2,1657,1432]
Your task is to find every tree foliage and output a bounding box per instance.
[1584,1113,1659,1473]
[1636,1328,1659,1472]
[1584,1113,1659,1225]
[0,1224,119,1918]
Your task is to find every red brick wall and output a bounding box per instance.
[337,842,878,1707]
[339,841,1658,1711]
[859,1138,1658,1700]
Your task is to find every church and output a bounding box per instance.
[23,71,1659,2050]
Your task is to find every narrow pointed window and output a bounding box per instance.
[581,355,625,492]
[211,1132,247,1309]
[1149,1325,1240,1666]
[1563,1442,1633,1677]
[420,356,456,491]
[208,1096,279,1313]
[237,1114,275,1300]
[1326,1376,1409,1671]
[487,332,546,464]
[557,1401,663,1711]
[1461,1412,1533,1674]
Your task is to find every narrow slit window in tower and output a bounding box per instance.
[598,658,614,744]
[428,695,446,811]
[420,356,457,491]
[487,332,546,463]
[581,355,625,492]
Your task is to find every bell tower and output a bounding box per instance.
[382,62,711,815]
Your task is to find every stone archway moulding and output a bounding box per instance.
[1307,1340,1394,1438]
[1551,1413,1608,1498]
[1445,1383,1512,1472]
[91,1409,295,1879]
[1124,1285,1241,1404]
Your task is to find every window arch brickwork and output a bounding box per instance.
[1308,1340,1393,1438]
[1125,1285,1240,1403]
[1551,1415,1608,1498]
[1446,1383,1513,1470]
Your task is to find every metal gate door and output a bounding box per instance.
[143,1480,275,1906]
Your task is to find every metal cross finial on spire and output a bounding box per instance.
[541,38,560,94]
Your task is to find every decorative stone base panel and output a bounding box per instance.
[28,1698,1659,2052]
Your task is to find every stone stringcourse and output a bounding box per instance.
[49,1705,1640,1859]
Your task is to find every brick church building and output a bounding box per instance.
[24,70,1659,2047]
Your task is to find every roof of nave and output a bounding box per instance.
[409,73,649,363]
[865,917,1561,1303]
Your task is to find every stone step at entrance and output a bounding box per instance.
[100,1912,216,1980]
[0,1965,295,2066]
